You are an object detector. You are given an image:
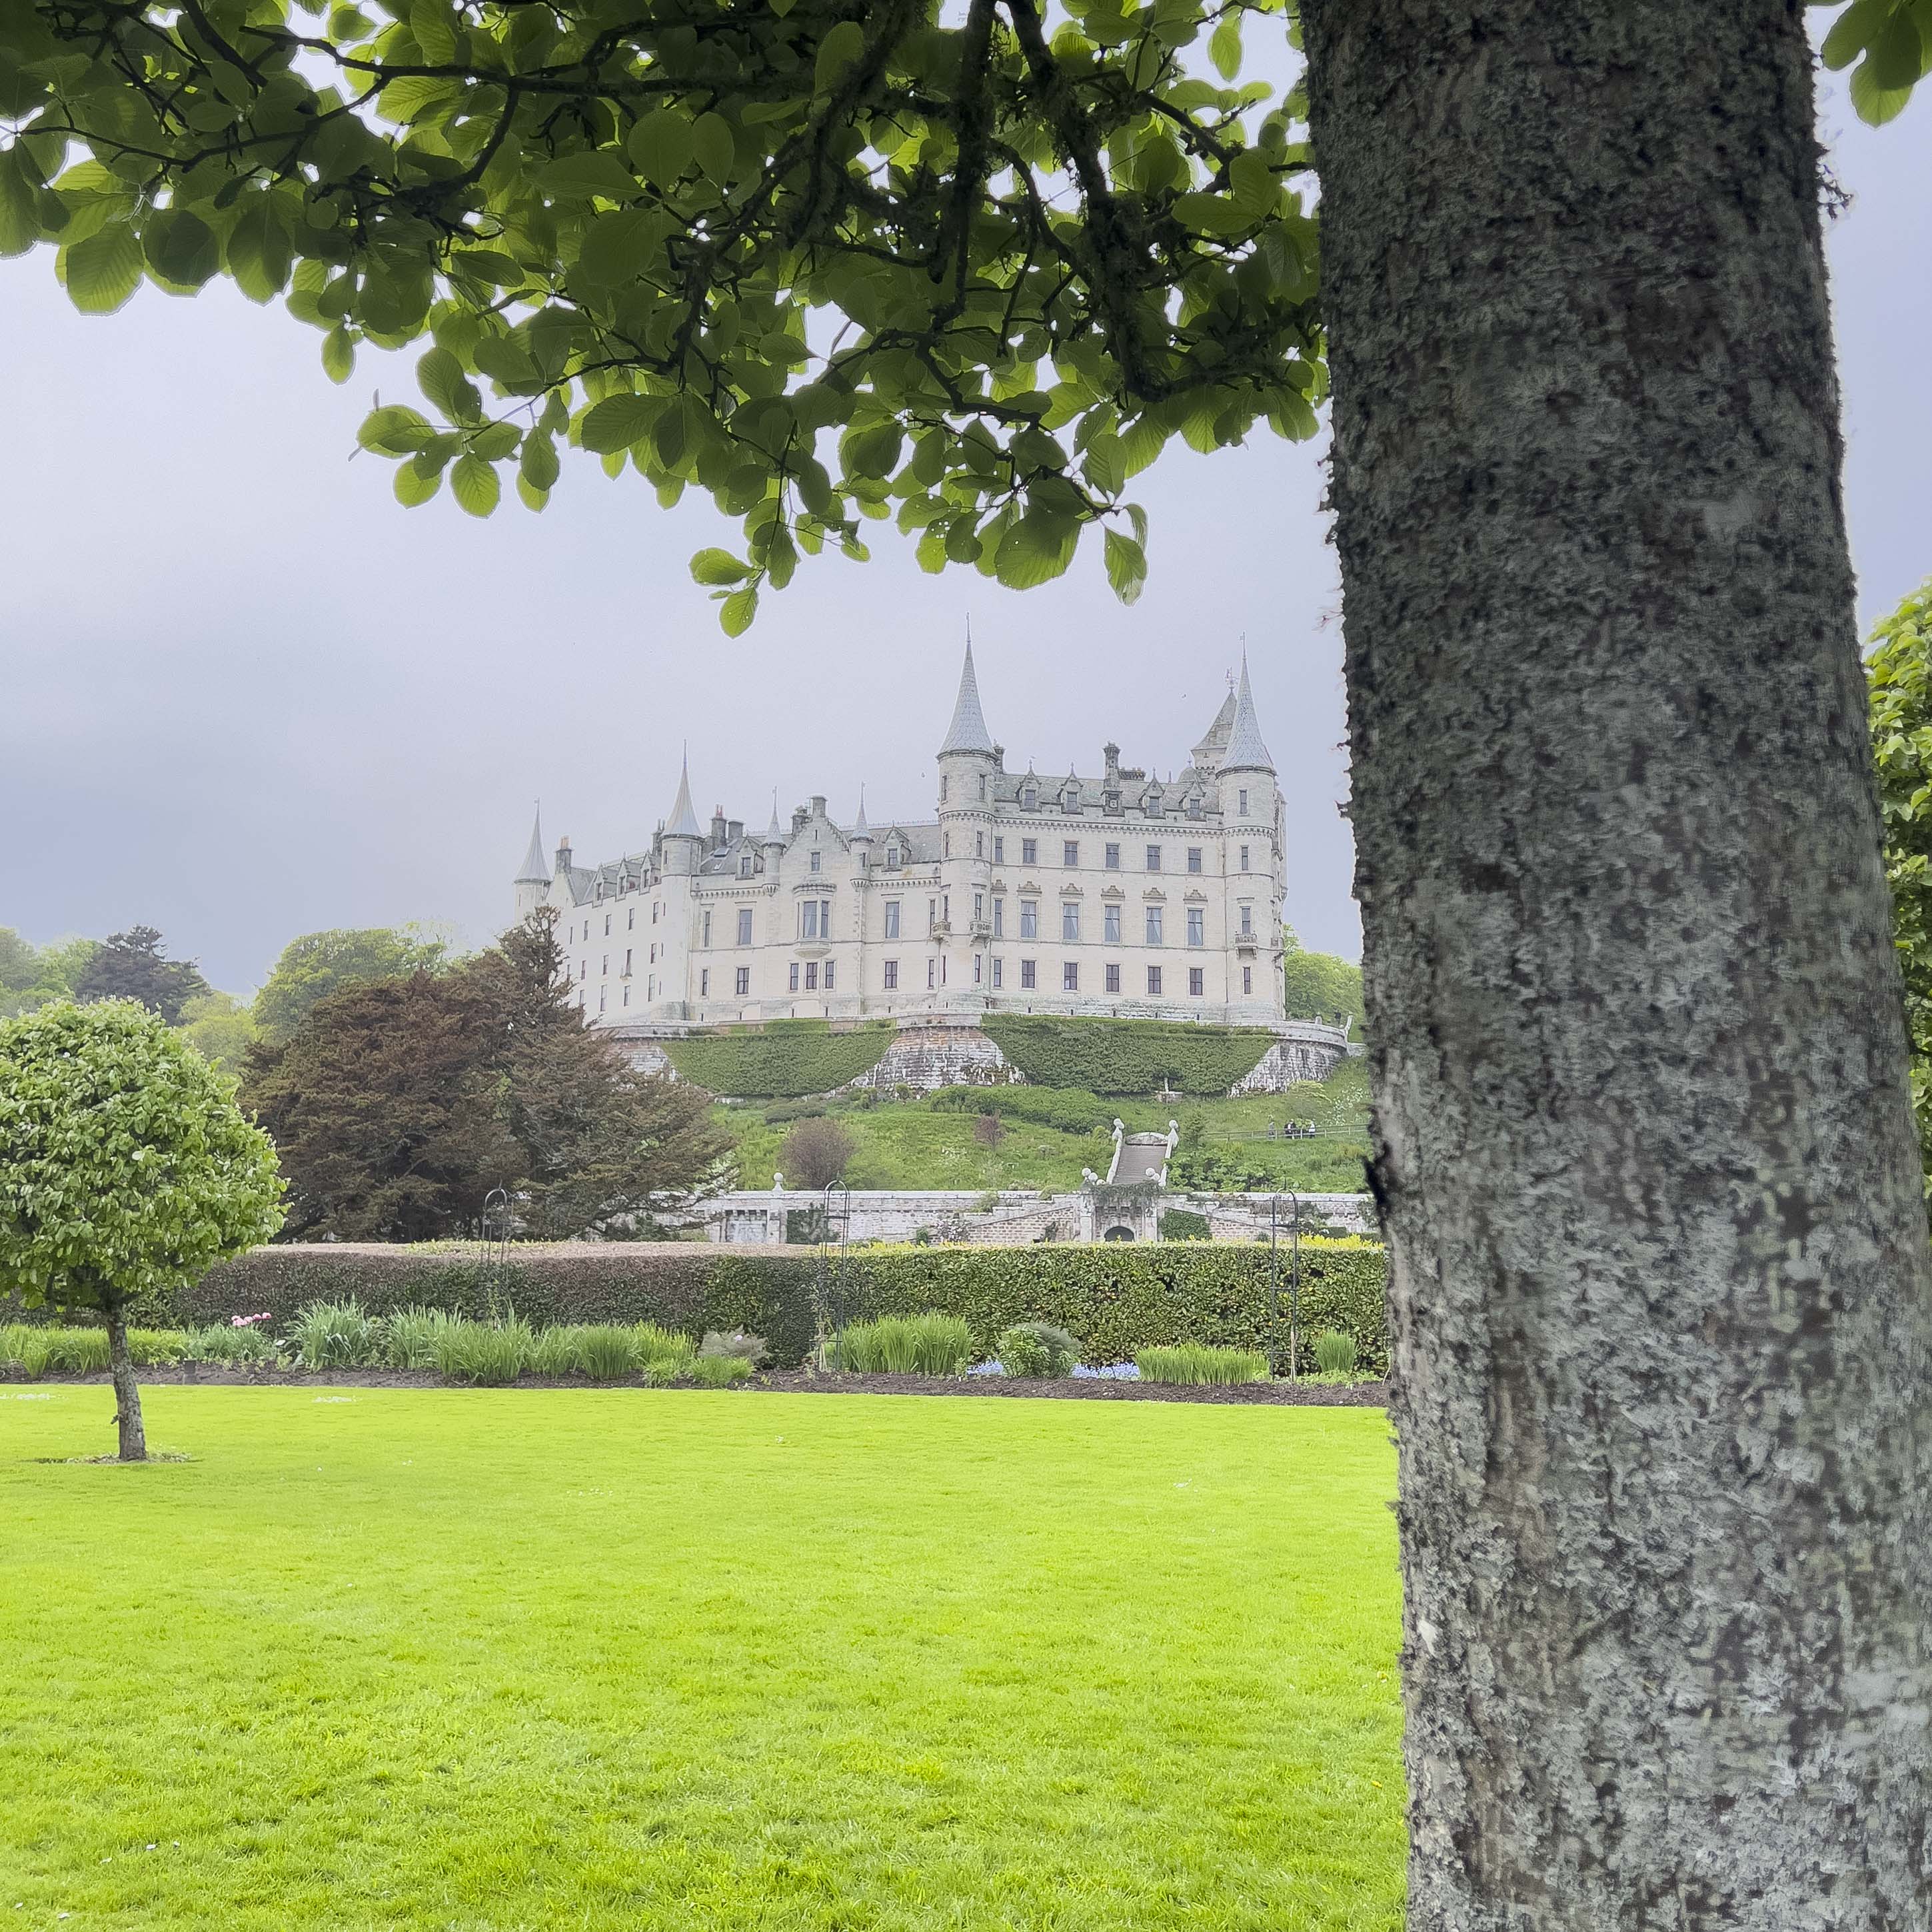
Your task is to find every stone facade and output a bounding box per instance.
[516,646,1305,1037]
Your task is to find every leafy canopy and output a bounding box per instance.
[0,1000,285,1312]
[1865,573,1932,1195]
[253,923,451,1042]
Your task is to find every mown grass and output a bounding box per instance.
[0,1388,1403,1931]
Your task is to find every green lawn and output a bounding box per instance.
[0,1388,1402,1930]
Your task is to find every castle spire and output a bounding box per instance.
[664,751,703,841]
[1220,653,1276,774]
[852,787,872,839]
[514,805,550,884]
[937,638,996,756]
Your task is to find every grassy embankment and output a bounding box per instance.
[1,1388,1403,1930]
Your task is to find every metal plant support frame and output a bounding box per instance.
[481,1186,514,1318]
[814,1181,854,1365]
[1267,1191,1302,1382]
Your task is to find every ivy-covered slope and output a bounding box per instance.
[662,1021,891,1099]
[982,1016,1276,1095]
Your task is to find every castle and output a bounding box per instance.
[514,645,1298,1039]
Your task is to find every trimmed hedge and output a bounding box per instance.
[982,1016,1275,1096]
[662,1020,892,1098]
[176,1238,1388,1376]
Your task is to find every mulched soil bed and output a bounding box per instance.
[9,1366,1387,1406]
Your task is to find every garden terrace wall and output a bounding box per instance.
[181,1240,1388,1376]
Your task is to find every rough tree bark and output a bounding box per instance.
[1297,1,1932,1923]
[102,1295,148,1463]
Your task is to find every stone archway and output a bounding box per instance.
[1102,1224,1136,1242]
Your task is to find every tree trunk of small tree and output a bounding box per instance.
[1298,1,1932,1923]
[102,1295,147,1463]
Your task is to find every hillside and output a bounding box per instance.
[715,1056,1371,1197]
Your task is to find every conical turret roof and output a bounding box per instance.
[938,640,996,756]
[515,808,550,884]
[664,754,704,840]
[762,795,785,844]
[1220,656,1275,774]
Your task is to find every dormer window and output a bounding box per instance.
[1022,786,1038,810]
[739,854,753,878]
[886,844,901,870]
[1062,787,1079,813]
[1186,795,1202,819]
[810,850,822,874]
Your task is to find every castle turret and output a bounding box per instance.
[662,754,705,877]
[760,796,786,863]
[1217,655,1276,810]
[850,790,873,864]
[936,639,1002,814]
[514,807,551,922]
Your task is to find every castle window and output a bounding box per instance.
[1187,847,1203,873]
[1243,966,1253,995]
[1186,796,1202,820]
[628,908,636,930]
[1145,906,1164,944]
[599,988,606,1012]
[624,948,633,976]
[622,986,630,1007]
[1020,959,1036,989]
[1240,845,1251,872]
[1238,788,1249,815]
[943,833,950,858]
[789,963,800,991]
[1145,844,1162,871]
[974,892,984,922]
[1190,967,1205,997]
[884,960,898,990]
[928,897,939,934]
[736,908,753,946]
[1062,903,1080,943]
[1022,786,1037,809]
[1147,791,1162,815]
[604,914,611,936]
[928,959,936,990]
[1062,962,1078,992]
[1020,900,1038,939]
[1147,966,1162,996]
[978,774,988,800]
[1105,842,1121,870]
[735,966,751,996]
[976,831,984,858]
[702,912,711,948]
[700,969,710,996]
[1188,909,1205,947]
[941,775,949,802]
[1063,788,1079,813]
[886,900,901,940]
[992,898,1004,937]
[1062,840,1079,867]
[602,954,608,975]
[886,844,901,870]
[1104,904,1122,944]
[992,957,1004,989]
[810,850,822,874]
[1105,963,1121,993]
[824,960,835,992]
[804,962,818,990]
[1240,904,1254,936]
[1022,838,1038,866]
[974,954,982,984]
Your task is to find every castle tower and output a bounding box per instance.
[513,807,550,922]
[850,790,873,862]
[1215,655,1282,1018]
[936,639,1002,812]
[662,754,705,877]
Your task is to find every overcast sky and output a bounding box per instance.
[3,63,1927,997]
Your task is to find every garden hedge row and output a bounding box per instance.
[662,1020,892,1098]
[981,1017,1276,1096]
[176,1238,1388,1376]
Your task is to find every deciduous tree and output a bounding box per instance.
[253,924,451,1044]
[0,1001,284,1459]
[779,1116,856,1192]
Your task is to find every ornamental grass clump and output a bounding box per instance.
[382,1306,454,1371]
[634,1324,694,1383]
[20,1328,113,1374]
[575,1324,640,1382]
[292,1298,377,1369]
[995,1322,1079,1378]
[1314,1329,1360,1376]
[526,1324,580,1377]
[692,1352,752,1387]
[1136,1342,1270,1387]
[833,1312,973,1376]
[183,1316,281,1366]
[435,1316,534,1386]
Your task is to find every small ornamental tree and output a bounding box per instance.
[0,1001,285,1460]
[780,1117,856,1192]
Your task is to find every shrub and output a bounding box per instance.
[972,1112,1006,1148]
[981,1017,1274,1096]
[692,1353,752,1386]
[1314,1329,1360,1376]
[128,1329,188,1366]
[435,1317,533,1386]
[0,1323,113,1375]
[834,1312,973,1376]
[662,1022,892,1099]
[291,1298,377,1368]
[779,1117,856,1190]
[181,1322,279,1366]
[930,1084,1109,1133]
[996,1322,1078,1378]
[382,1306,453,1370]
[761,1098,828,1126]
[1136,1343,1270,1386]
[576,1324,640,1381]
[634,1322,695,1376]
[1159,1208,1212,1242]
[698,1328,768,1366]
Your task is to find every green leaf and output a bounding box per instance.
[993,514,1078,589]
[450,453,500,517]
[516,475,550,512]
[0,152,40,257]
[227,197,293,303]
[470,421,521,461]
[62,226,142,314]
[418,345,483,423]
[815,20,866,95]
[520,433,560,490]
[692,114,736,183]
[692,548,751,586]
[580,393,658,453]
[395,461,441,506]
[1869,3,1931,87]
[626,110,694,188]
[321,327,355,385]
[1104,528,1146,604]
[537,151,638,202]
[1208,16,1242,79]
[1821,0,1891,68]
[719,584,759,636]
[141,209,219,289]
[1849,52,1917,121]
[358,405,435,455]
[410,0,458,63]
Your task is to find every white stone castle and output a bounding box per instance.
[514,644,1306,1039]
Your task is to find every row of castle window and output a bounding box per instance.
[594,958,1258,1007]
[721,836,1256,878]
[940,776,1255,818]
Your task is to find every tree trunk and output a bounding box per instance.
[1298,1,1932,1923]
[103,1297,147,1463]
